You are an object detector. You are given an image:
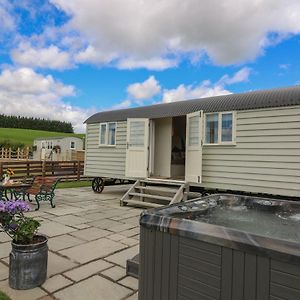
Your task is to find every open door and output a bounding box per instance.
[185,111,203,183]
[125,118,150,178]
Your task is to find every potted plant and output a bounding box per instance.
[0,200,47,290]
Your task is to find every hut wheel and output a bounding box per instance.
[92,177,104,193]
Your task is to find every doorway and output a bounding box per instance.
[150,116,186,180]
[171,116,186,179]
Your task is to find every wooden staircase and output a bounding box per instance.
[120,178,189,208]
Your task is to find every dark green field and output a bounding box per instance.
[0,128,84,147]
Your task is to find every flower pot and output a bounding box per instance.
[9,235,48,290]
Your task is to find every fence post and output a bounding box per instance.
[42,160,46,177]
[77,161,81,181]
[8,148,11,159]
[0,162,3,178]
[26,162,30,177]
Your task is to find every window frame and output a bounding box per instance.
[99,122,117,147]
[70,141,76,149]
[204,111,236,146]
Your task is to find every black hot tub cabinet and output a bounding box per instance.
[139,194,300,300]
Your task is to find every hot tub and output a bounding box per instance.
[139,194,300,300]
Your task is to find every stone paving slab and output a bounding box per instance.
[51,215,88,226]
[106,245,139,268]
[42,274,73,293]
[39,221,76,237]
[64,259,112,282]
[101,265,126,281]
[54,275,132,300]
[0,242,11,259]
[0,262,9,281]
[0,280,47,300]
[59,238,127,264]
[47,252,78,277]
[69,227,110,241]
[48,234,85,251]
[0,185,141,300]
[118,276,139,290]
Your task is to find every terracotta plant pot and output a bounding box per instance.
[9,235,48,290]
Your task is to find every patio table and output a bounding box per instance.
[0,182,31,201]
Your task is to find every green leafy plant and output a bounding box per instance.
[0,201,40,244]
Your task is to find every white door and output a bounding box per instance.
[185,111,203,183]
[125,118,150,178]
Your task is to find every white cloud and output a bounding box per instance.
[50,0,300,68]
[0,67,91,132]
[111,99,132,110]
[162,68,250,103]
[0,1,15,36]
[279,64,290,70]
[117,57,178,71]
[218,67,251,85]
[11,43,72,70]
[162,81,231,103]
[127,76,161,100]
[75,45,117,65]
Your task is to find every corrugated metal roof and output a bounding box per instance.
[85,85,300,124]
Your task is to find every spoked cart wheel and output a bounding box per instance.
[92,177,105,193]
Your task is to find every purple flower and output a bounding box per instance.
[0,200,30,214]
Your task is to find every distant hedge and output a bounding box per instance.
[0,114,74,133]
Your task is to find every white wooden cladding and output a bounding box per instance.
[85,105,300,197]
[202,105,300,197]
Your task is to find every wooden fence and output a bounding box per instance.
[0,147,31,160]
[0,160,86,181]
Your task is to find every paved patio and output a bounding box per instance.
[0,185,142,300]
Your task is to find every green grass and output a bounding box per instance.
[0,128,84,146]
[0,291,11,300]
[57,180,92,189]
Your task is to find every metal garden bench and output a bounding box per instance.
[25,176,60,210]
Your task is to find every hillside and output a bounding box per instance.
[0,128,84,147]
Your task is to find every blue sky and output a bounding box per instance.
[0,0,299,132]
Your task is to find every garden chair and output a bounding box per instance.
[25,176,60,210]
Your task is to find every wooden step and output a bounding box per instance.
[129,192,173,202]
[141,179,184,186]
[136,186,178,194]
[123,199,163,208]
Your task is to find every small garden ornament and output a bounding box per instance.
[0,200,47,289]
[2,169,14,185]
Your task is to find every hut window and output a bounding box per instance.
[100,123,107,145]
[205,113,218,144]
[188,116,199,146]
[99,122,116,146]
[129,121,145,147]
[221,113,233,142]
[108,123,116,145]
[204,112,235,144]
[70,141,75,149]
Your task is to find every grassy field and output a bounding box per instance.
[0,128,84,146]
[57,180,92,189]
